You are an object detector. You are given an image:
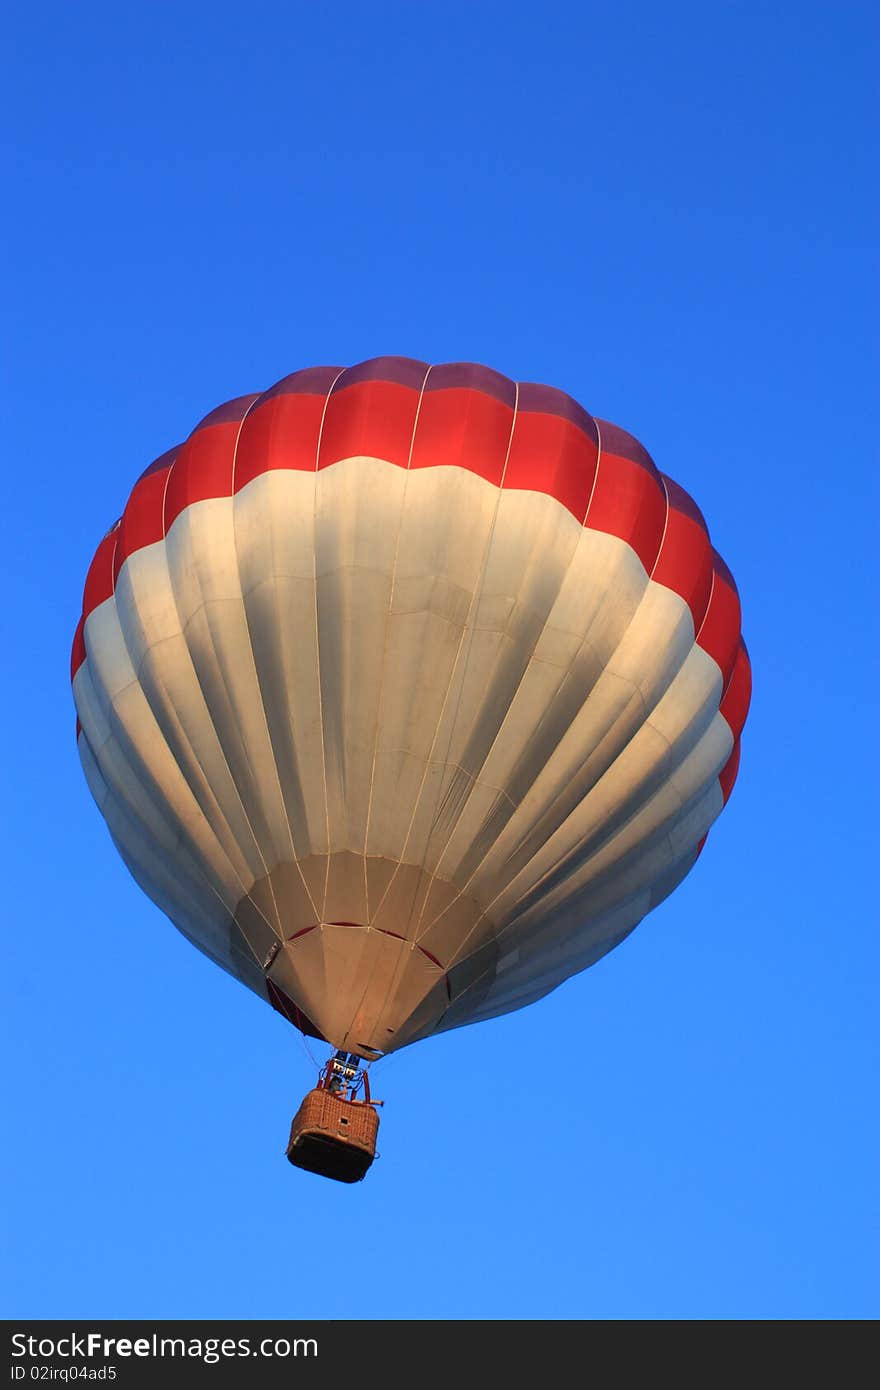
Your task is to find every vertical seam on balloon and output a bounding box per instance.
[717,638,747,738]
[398,382,522,949]
[714,639,748,798]
[694,567,717,648]
[306,362,433,1050]
[229,393,322,927]
[161,426,287,938]
[581,416,603,526]
[649,475,672,580]
[113,450,281,945]
[105,465,275,925]
[109,527,120,595]
[360,363,434,924]
[407,506,585,941]
[364,386,524,939]
[313,368,348,922]
[211,402,284,937]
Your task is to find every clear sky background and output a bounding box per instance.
[2,1,876,1320]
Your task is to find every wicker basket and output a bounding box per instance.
[286,1087,380,1183]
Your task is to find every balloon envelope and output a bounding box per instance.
[72,358,750,1057]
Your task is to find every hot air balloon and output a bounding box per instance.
[71,357,751,1181]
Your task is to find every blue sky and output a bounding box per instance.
[3,1,876,1319]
